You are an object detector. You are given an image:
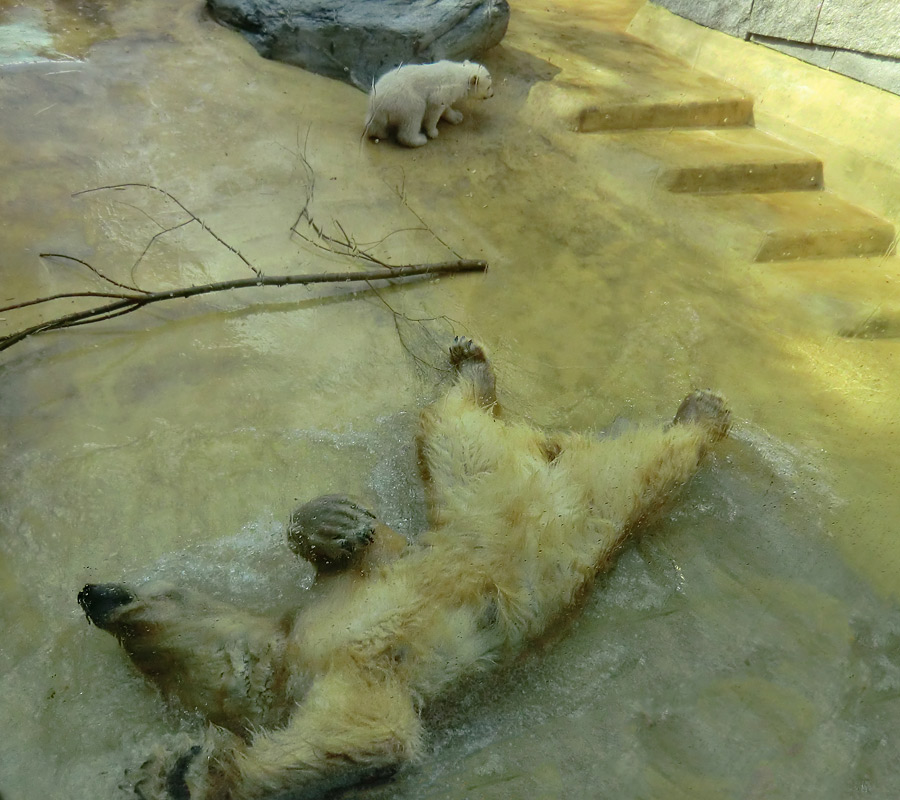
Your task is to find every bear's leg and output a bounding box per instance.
[449,335,496,409]
[551,389,730,571]
[396,101,428,147]
[135,667,422,799]
[228,666,422,799]
[442,107,464,125]
[364,111,389,140]
[78,582,291,733]
[417,337,515,527]
[422,103,446,138]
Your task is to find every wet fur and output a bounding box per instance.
[79,338,729,799]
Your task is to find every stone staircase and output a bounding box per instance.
[525,27,896,264]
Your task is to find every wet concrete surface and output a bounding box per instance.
[2,0,900,797]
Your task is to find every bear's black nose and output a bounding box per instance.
[78,583,136,627]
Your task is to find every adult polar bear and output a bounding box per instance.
[78,338,730,799]
[364,60,493,147]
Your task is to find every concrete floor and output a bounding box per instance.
[2,0,900,797]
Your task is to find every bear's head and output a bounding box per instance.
[466,63,493,100]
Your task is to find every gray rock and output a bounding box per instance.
[206,0,510,90]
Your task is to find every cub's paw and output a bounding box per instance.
[449,336,488,367]
[673,390,731,442]
[287,494,377,571]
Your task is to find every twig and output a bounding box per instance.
[39,252,149,294]
[383,172,463,260]
[0,261,487,354]
[75,183,263,278]
[289,147,400,269]
[131,219,193,281]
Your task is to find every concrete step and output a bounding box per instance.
[750,255,900,337]
[616,127,824,193]
[523,30,753,131]
[695,191,896,261]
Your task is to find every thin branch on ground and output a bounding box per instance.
[3,151,488,358]
[360,278,465,375]
[76,183,263,278]
[383,170,463,260]
[289,147,422,270]
[130,219,194,282]
[39,252,150,295]
[0,260,487,354]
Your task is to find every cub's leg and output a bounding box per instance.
[395,100,428,147]
[288,494,408,579]
[77,582,291,734]
[442,107,464,124]
[422,102,447,138]
[364,109,389,140]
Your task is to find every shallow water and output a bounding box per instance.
[2,0,900,797]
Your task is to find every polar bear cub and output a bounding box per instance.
[364,60,493,147]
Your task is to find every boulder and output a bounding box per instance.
[206,0,510,90]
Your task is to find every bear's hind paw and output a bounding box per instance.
[287,494,378,572]
[673,390,731,442]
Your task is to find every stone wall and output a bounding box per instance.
[652,0,900,96]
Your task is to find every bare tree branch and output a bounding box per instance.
[131,219,193,281]
[0,260,487,354]
[3,150,487,358]
[38,252,149,294]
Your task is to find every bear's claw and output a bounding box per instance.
[449,336,487,366]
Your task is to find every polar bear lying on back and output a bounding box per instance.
[364,60,493,147]
[77,337,730,800]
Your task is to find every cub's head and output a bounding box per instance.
[464,62,493,100]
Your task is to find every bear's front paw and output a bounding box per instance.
[449,336,488,367]
[287,494,378,571]
[673,390,731,442]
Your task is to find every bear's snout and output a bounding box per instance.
[78,583,136,627]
